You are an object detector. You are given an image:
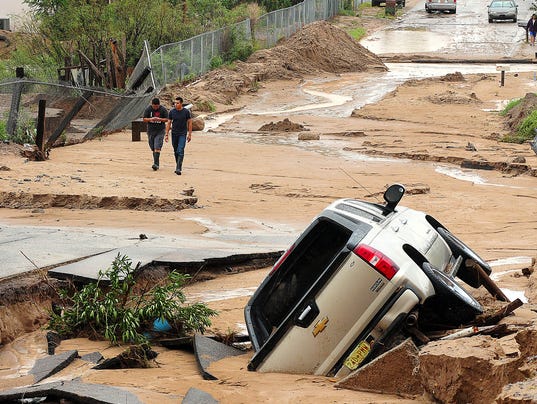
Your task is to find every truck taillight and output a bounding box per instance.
[354,244,399,280]
[270,243,296,274]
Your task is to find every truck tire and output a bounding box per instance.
[436,227,491,288]
[422,262,483,314]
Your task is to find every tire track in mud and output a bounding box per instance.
[0,192,198,211]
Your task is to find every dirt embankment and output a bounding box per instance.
[159,20,387,110]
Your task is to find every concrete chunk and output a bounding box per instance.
[30,349,78,383]
[193,334,245,380]
[182,387,219,403]
[0,381,143,404]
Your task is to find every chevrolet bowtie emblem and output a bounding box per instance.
[312,317,329,337]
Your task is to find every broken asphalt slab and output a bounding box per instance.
[30,349,79,383]
[48,246,283,282]
[0,223,291,282]
[193,334,246,380]
[182,387,219,404]
[0,380,143,404]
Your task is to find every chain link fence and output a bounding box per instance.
[1,0,359,142]
[128,0,343,92]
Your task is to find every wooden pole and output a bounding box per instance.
[473,262,510,302]
[35,99,46,155]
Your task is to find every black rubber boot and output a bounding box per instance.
[152,152,160,171]
[175,155,184,175]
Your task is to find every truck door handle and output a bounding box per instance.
[295,301,320,328]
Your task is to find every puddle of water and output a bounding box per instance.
[202,112,237,132]
[247,88,352,115]
[435,165,487,184]
[500,288,528,303]
[489,256,534,267]
[361,31,449,54]
[207,63,537,125]
[187,287,257,302]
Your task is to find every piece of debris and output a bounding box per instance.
[440,72,465,82]
[182,387,219,404]
[498,379,537,402]
[336,338,423,398]
[159,336,193,350]
[419,335,522,403]
[193,334,245,380]
[465,142,477,151]
[259,118,307,132]
[139,233,148,240]
[340,131,366,137]
[0,381,144,404]
[46,331,62,355]
[182,187,195,196]
[80,351,104,364]
[297,132,320,140]
[511,155,526,164]
[474,298,524,326]
[439,325,496,340]
[521,257,536,276]
[93,345,158,369]
[530,134,537,156]
[0,165,10,171]
[30,349,78,383]
[191,116,205,131]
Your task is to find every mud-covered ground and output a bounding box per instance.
[1,11,537,404]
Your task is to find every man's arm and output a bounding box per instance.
[165,117,171,142]
[187,118,192,142]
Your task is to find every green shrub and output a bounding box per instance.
[48,254,218,345]
[517,110,537,140]
[225,40,254,63]
[210,55,224,70]
[0,120,7,142]
[339,8,356,16]
[500,98,522,116]
[348,27,367,41]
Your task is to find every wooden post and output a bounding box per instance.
[474,262,510,302]
[35,99,46,154]
[45,90,94,149]
[110,39,125,88]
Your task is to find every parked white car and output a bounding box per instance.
[245,184,489,377]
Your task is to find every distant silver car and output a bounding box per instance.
[425,0,456,14]
[245,184,488,377]
[488,0,518,22]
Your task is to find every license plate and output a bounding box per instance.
[343,340,371,370]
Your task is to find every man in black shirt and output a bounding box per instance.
[166,96,192,175]
[142,98,169,171]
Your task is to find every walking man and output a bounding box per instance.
[166,96,192,175]
[142,98,169,171]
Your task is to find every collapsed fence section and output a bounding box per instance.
[127,0,341,92]
[0,79,154,146]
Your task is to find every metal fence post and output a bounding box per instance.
[6,81,23,136]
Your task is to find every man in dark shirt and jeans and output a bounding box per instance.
[166,96,192,175]
[142,98,169,171]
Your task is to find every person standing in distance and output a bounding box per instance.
[166,96,192,175]
[528,14,537,46]
[142,98,169,171]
